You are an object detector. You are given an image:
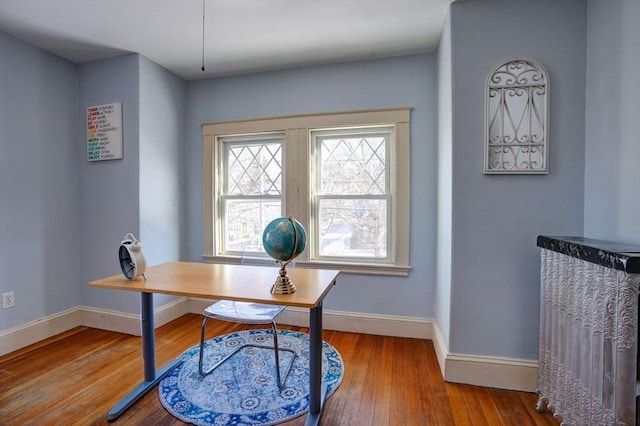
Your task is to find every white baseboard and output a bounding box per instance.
[444,353,538,392]
[0,307,82,356]
[429,321,538,392]
[155,297,191,327]
[431,319,448,375]
[0,298,191,356]
[187,298,433,339]
[79,298,190,336]
[0,299,432,356]
[0,299,538,392]
[79,306,141,336]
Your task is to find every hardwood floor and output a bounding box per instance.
[0,313,558,425]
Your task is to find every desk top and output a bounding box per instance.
[89,261,340,308]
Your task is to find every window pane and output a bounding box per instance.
[224,200,281,252]
[226,143,282,196]
[319,134,386,195]
[318,199,387,258]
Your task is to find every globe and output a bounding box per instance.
[262,217,307,295]
[262,217,307,264]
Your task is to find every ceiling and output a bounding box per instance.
[0,0,453,81]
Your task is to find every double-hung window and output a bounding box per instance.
[203,108,411,276]
[220,133,284,254]
[311,127,392,262]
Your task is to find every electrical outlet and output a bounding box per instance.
[2,291,15,309]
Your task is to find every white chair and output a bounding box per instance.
[197,247,296,390]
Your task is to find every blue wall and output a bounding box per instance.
[78,54,188,312]
[185,55,438,317]
[446,0,587,359]
[584,0,640,245]
[1,0,637,364]
[78,54,142,313]
[0,33,80,329]
[139,55,187,308]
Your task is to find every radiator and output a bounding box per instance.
[536,236,640,425]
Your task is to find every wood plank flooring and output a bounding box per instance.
[0,313,558,425]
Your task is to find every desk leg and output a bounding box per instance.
[306,302,328,426]
[141,292,155,381]
[107,292,182,421]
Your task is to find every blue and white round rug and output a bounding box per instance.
[158,329,344,425]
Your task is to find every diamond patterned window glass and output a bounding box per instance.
[226,142,282,196]
[319,134,387,195]
[220,134,284,253]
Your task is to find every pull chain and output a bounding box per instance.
[201,0,206,72]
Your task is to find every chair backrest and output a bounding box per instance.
[240,242,298,269]
[240,243,274,267]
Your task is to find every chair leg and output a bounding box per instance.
[199,317,296,389]
[199,317,246,377]
[198,316,210,377]
[271,320,283,390]
[270,321,297,391]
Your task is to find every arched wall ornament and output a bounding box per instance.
[484,58,549,174]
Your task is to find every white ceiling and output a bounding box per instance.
[0,0,453,81]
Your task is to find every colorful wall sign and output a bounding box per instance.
[87,103,123,161]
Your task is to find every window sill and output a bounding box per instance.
[201,255,411,277]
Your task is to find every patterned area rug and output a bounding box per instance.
[158,329,344,426]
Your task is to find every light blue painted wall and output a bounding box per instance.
[5,0,630,366]
[139,55,187,307]
[448,0,587,359]
[584,0,640,245]
[436,10,453,350]
[185,55,438,317]
[0,33,80,330]
[78,54,142,314]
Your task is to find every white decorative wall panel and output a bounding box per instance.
[485,59,549,174]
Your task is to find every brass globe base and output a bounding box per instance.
[271,266,297,294]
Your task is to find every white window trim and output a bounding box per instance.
[202,108,411,276]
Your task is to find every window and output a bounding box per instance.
[203,108,411,276]
[220,134,283,253]
[311,127,392,262]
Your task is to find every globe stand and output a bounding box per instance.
[263,216,306,295]
[271,263,297,294]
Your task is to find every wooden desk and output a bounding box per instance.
[90,261,340,425]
